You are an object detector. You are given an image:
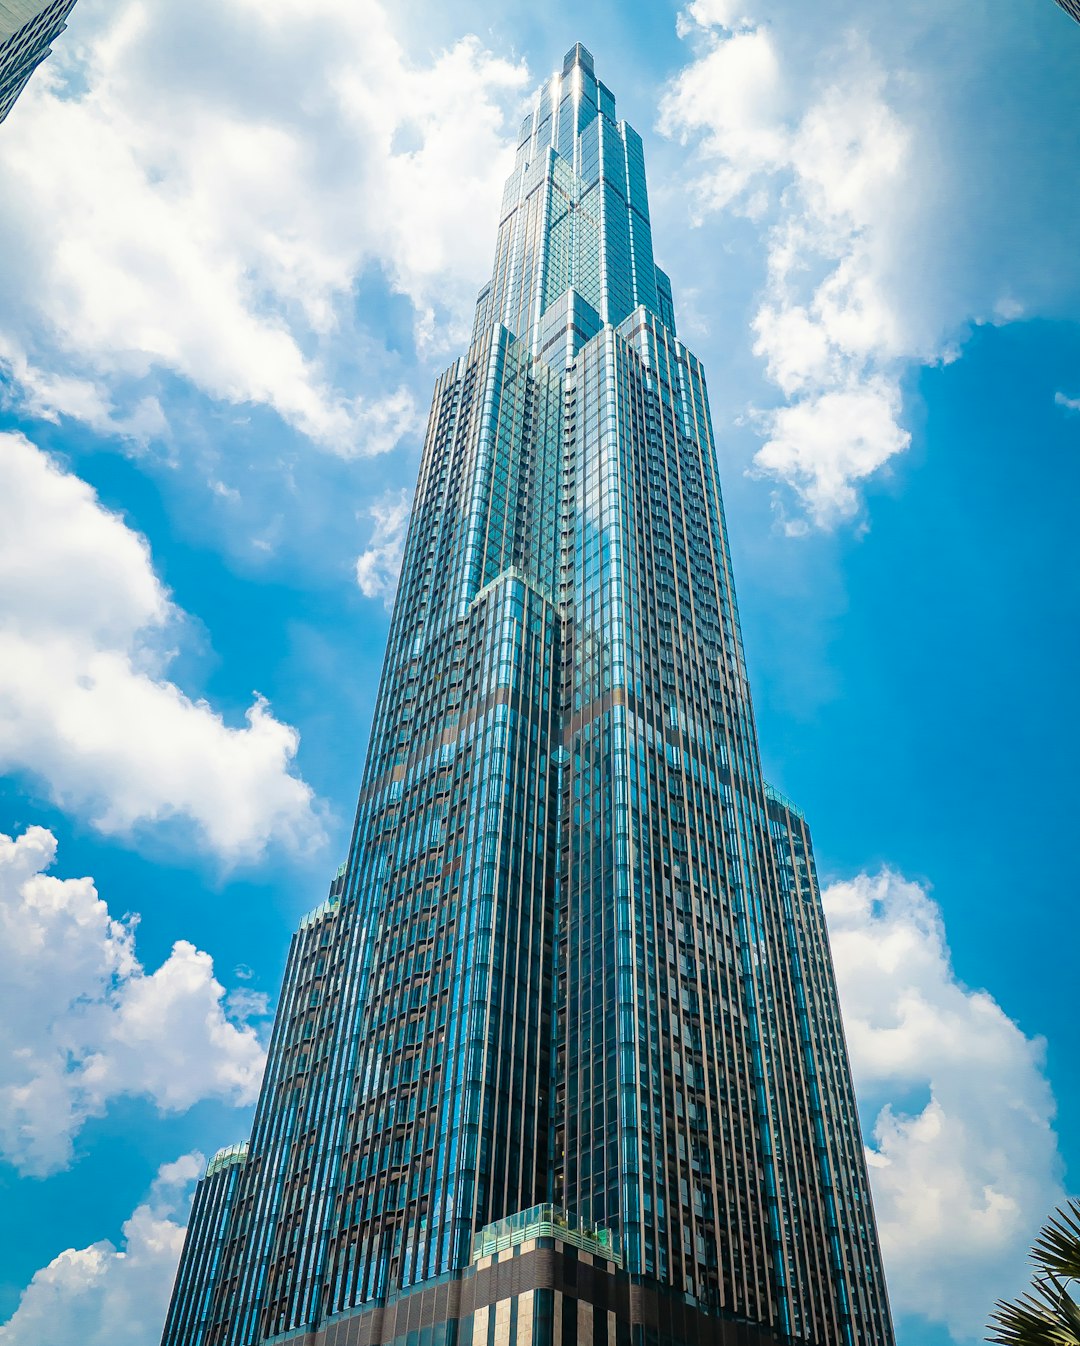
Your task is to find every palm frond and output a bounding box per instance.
[988,1276,1080,1346]
[1033,1202,1080,1281]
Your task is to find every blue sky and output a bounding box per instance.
[0,1,1076,1343]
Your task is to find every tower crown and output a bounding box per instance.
[472,46,673,357]
[561,41,594,75]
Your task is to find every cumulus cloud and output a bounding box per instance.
[676,0,753,34]
[0,0,527,451]
[1055,390,1080,413]
[824,869,1064,1342]
[753,380,909,530]
[355,487,412,607]
[661,12,928,528]
[0,1152,201,1346]
[0,826,265,1176]
[659,24,789,215]
[0,431,323,861]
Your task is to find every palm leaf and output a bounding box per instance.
[989,1276,1080,1345]
[1033,1202,1080,1282]
[987,1201,1080,1344]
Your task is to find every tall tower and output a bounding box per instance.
[162,45,895,1346]
[0,0,80,125]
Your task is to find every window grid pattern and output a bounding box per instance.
[163,43,895,1346]
[0,0,77,123]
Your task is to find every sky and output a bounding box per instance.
[0,1,1076,1343]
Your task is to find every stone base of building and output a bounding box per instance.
[283,1237,788,1346]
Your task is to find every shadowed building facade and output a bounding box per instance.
[161,45,894,1346]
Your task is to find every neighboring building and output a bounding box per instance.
[162,45,895,1346]
[0,0,78,124]
[1053,0,1080,22]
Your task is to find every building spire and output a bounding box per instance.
[561,41,595,75]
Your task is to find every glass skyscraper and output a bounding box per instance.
[0,0,79,124]
[163,45,894,1346]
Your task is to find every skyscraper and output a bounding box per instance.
[0,0,79,125]
[1052,0,1080,23]
[162,44,895,1346]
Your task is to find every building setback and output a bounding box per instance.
[0,0,78,124]
[162,44,896,1346]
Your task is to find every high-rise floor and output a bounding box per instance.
[162,44,894,1346]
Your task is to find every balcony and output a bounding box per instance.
[471,1202,622,1266]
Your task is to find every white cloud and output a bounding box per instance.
[0,431,323,861]
[355,487,411,607]
[675,0,752,36]
[824,869,1064,1342]
[340,387,421,462]
[661,13,930,528]
[753,379,909,529]
[0,825,265,1176]
[1055,390,1080,413]
[0,0,527,451]
[659,26,788,213]
[0,1152,202,1346]
[0,336,168,444]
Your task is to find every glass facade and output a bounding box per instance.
[162,44,894,1346]
[0,0,79,125]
